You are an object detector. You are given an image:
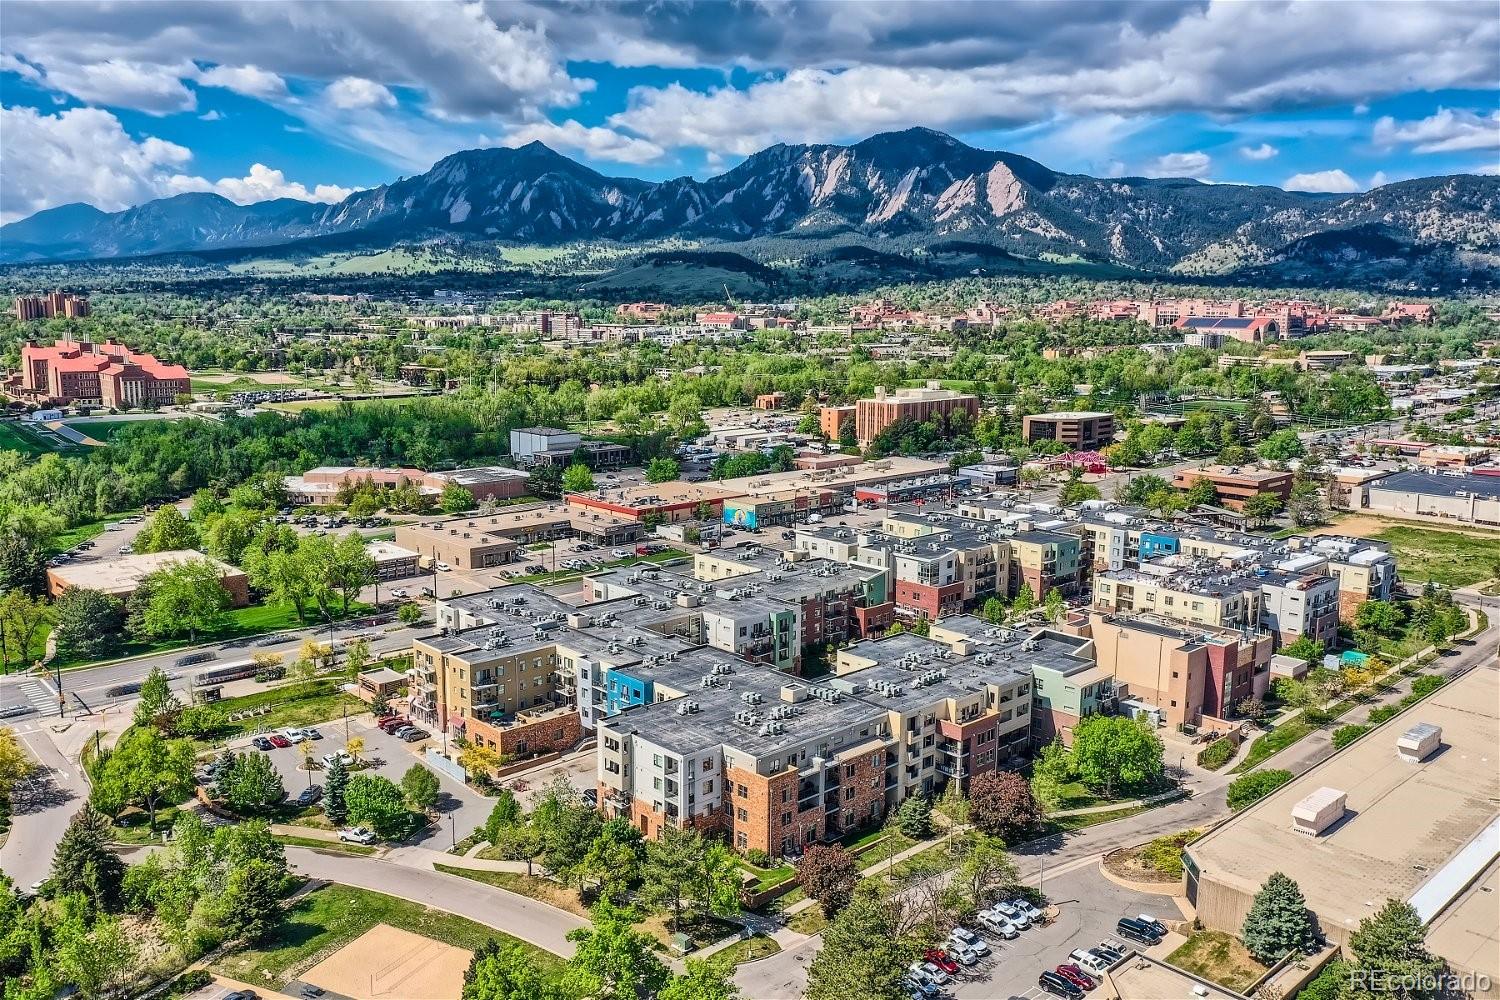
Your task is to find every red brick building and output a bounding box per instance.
[852,383,980,448]
[14,339,188,406]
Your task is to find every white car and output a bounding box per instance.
[977,909,1018,938]
[389,588,408,598]
[611,549,629,559]
[1069,950,1110,975]
[948,944,980,966]
[322,752,354,768]
[994,900,1031,929]
[338,827,376,844]
[435,561,451,572]
[918,962,951,986]
[280,728,307,743]
[949,927,989,956]
[1009,897,1045,922]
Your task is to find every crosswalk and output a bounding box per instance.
[2,679,56,717]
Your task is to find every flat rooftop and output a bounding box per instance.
[1368,469,1500,500]
[1103,954,1248,1000]
[425,466,530,487]
[1027,410,1112,420]
[49,549,242,594]
[1187,662,1500,957]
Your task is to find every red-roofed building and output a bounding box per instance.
[13,339,189,406]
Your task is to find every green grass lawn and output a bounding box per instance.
[271,833,376,856]
[1166,931,1269,993]
[736,858,797,893]
[65,419,169,441]
[1231,719,1314,773]
[712,934,782,965]
[1372,525,1500,589]
[211,883,564,989]
[47,511,137,554]
[786,908,827,935]
[52,599,373,670]
[0,421,59,457]
[189,678,366,748]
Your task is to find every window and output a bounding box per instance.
[781,811,791,825]
[653,754,663,768]
[736,807,747,821]
[737,783,748,798]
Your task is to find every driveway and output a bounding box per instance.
[253,716,494,848]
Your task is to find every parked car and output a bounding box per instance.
[321,752,353,768]
[223,992,260,1000]
[400,727,429,742]
[251,736,274,751]
[280,728,306,744]
[1070,950,1110,975]
[1010,897,1044,922]
[611,549,629,559]
[1116,917,1161,945]
[379,717,410,733]
[389,588,408,599]
[1093,942,1127,964]
[299,986,326,999]
[338,827,376,844]
[295,785,323,807]
[977,909,1019,938]
[267,734,291,749]
[435,561,451,572]
[1056,964,1096,991]
[993,901,1031,929]
[302,727,323,741]
[1039,970,1084,998]
[1134,914,1168,937]
[924,949,959,975]
[948,944,980,966]
[912,961,951,987]
[903,974,939,998]
[948,927,988,956]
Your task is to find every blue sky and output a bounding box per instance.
[2,0,1496,223]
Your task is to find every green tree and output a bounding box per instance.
[658,959,741,1000]
[0,590,51,673]
[1280,636,1325,665]
[897,793,933,838]
[951,832,1020,910]
[1043,586,1066,623]
[52,588,126,661]
[221,858,288,944]
[400,763,441,812]
[324,753,350,825]
[1241,491,1285,526]
[980,596,1005,624]
[1348,899,1446,1000]
[50,803,126,910]
[135,504,199,553]
[805,882,916,1000]
[52,906,137,1000]
[640,828,740,930]
[484,789,522,843]
[440,484,477,514]
[581,818,647,903]
[345,773,411,838]
[135,558,232,642]
[133,665,184,731]
[562,463,596,493]
[91,726,196,829]
[398,601,424,625]
[1256,430,1305,462]
[1010,585,1037,616]
[463,939,566,1000]
[646,457,681,483]
[222,753,287,815]
[562,900,670,1000]
[1242,871,1317,963]
[0,532,47,596]
[1070,715,1164,796]
[1059,480,1102,504]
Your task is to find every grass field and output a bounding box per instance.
[271,833,376,856]
[189,677,366,748]
[1370,525,1500,588]
[1230,719,1314,774]
[712,934,782,965]
[65,419,170,441]
[211,884,563,989]
[0,420,71,456]
[1167,931,1268,992]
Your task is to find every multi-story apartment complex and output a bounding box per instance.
[1022,411,1115,450]
[846,383,980,448]
[818,404,855,441]
[14,291,90,321]
[13,338,188,406]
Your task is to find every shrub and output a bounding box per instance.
[1141,828,1202,878]
[1367,705,1400,725]
[1227,769,1293,811]
[1302,707,1333,726]
[969,770,1042,840]
[745,848,773,868]
[1197,737,1236,770]
[795,844,860,918]
[1331,724,1370,750]
[1409,675,1445,698]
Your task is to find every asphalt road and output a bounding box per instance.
[0,727,89,889]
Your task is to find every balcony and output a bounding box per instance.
[936,762,968,780]
[936,740,963,757]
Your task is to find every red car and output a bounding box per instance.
[379,717,410,733]
[267,734,291,749]
[1055,965,1096,991]
[924,949,959,975]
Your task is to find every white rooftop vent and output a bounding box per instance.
[1397,722,1442,763]
[1291,786,1347,837]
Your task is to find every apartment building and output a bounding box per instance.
[1172,465,1294,511]
[1086,613,1273,731]
[1293,536,1396,621]
[691,547,895,644]
[1022,411,1116,451]
[818,404,855,441]
[851,383,980,448]
[597,615,1067,854]
[14,292,90,321]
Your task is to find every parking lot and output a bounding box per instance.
[936,862,1179,999]
[247,715,495,847]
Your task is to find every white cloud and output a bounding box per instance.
[0,104,191,221]
[1239,142,1279,160]
[1373,108,1500,154]
[34,59,197,115]
[196,63,287,99]
[162,163,352,204]
[503,120,664,165]
[1369,170,1390,189]
[1284,169,1361,193]
[324,76,396,110]
[1145,151,1211,178]
[198,110,223,122]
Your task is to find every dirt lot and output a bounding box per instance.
[303,923,471,1000]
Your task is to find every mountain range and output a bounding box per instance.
[3,127,1497,285]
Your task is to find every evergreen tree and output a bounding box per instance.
[1241,872,1317,963]
[51,803,126,910]
[132,665,183,730]
[897,793,933,839]
[1348,900,1447,1000]
[324,753,349,825]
